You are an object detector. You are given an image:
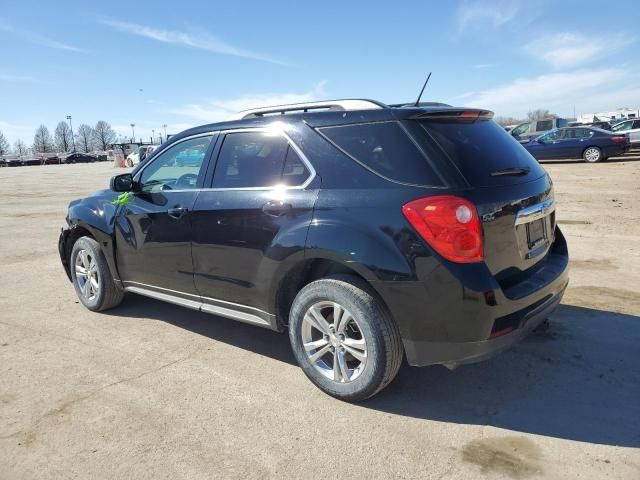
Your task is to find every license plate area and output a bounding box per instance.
[526,218,547,250]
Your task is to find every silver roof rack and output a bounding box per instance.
[228,99,386,120]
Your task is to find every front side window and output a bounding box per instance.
[139,135,213,192]
[539,129,561,142]
[212,132,310,188]
[511,122,531,137]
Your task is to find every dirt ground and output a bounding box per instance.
[1,155,639,479]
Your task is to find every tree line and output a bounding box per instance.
[0,120,118,157]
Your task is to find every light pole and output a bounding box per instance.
[152,129,155,144]
[66,115,76,152]
[162,124,167,143]
[130,124,135,143]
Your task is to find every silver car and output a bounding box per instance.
[612,118,640,145]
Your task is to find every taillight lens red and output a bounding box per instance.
[402,195,483,263]
[611,136,628,143]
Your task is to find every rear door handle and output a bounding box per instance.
[167,206,187,219]
[262,201,292,217]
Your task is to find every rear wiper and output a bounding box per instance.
[491,167,530,177]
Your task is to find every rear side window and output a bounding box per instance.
[536,120,554,131]
[212,132,310,188]
[418,119,545,187]
[318,121,441,186]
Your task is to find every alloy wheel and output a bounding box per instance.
[74,249,100,301]
[301,301,368,383]
[584,147,600,162]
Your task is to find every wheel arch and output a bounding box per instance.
[272,256,393,330]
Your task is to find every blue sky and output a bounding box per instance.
[1,0,639,144]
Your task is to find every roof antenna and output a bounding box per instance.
[414,72,432,106]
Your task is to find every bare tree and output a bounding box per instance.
[75,124,94,153]
[13,139,28,156]
[495,116,524,127]
[33,125,54,153]
[55,121,73,153]
[527,109,557,121]
[92,120,116,151]
[0,130,9,156]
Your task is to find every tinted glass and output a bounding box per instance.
[139,135,213,192]
[540,129,562,141]
[511,123,531,137]
[612,121,632,132]
[319,121,440,186]
[212,132,292,188]
[633,120,640,128]
[536,120,554,131]
[418,119,545,187]
[281,146,310,186]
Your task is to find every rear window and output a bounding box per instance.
[318,121,442,186]
[418,119,545,187]
[536,120,554,131]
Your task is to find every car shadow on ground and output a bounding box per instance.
[110,298,640,448]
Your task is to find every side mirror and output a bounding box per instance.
[110,173,134,192]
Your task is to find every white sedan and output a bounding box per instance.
[612,119,640,145]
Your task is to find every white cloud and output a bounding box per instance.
[169,82,328,122]
[0,121,32,144]
[0,73,38,83]
[466,68,636,117]
[0,18,86,53]
[454,0,521,33]
[98,19,289,65]
[524,33,633,68]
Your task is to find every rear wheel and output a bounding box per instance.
[583,146,602,163]
[288,275,403,402]
[70,236,124,311]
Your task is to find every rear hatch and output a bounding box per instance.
[411,109,556,277]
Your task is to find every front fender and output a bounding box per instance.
[62,191,121,283]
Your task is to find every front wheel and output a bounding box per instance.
[288,275,403,402]
[583,146,602,163]
[70,236,124,311]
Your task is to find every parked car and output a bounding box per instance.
[611,118,640,145]
[568,121,612,131]
[42,156,61,165]
[21,157,43,166]
[524,127,630,162]
[126,145,157,167]
[59,99,569,401]
[61,152,97,164]
[510,118,569,141]
[174,148,206,166]
[5,158,23,167]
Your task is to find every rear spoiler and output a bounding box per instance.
[409,109,494,122]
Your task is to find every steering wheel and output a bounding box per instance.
[175,173,198,188]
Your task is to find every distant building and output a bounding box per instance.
[577,107,639,124]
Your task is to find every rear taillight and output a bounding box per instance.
[402,195,483,263]
[611,136,627,143]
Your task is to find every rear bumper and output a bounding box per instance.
[377,228,570,367]
[403,281,566,367]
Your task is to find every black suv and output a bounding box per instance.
[59,100,569,401]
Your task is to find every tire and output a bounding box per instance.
[583,146,602,163]
[288,275,403,402]
[70,236,124,312]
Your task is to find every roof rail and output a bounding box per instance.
[389,102,452,108]
[228,99,387,120]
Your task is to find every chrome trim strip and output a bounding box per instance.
[122,282,274,328]
[124,286,202,310]
[123,281,201,299]
[200,303,270,327]
[515,198,555,226]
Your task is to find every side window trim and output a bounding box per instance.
[134,132,218,190]
[204,127,316,191]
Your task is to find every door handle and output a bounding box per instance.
[167,206,187,219]
[262,200,292,217]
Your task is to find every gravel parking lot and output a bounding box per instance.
[1,155,639,479]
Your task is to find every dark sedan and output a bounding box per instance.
[524,127,630,163]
